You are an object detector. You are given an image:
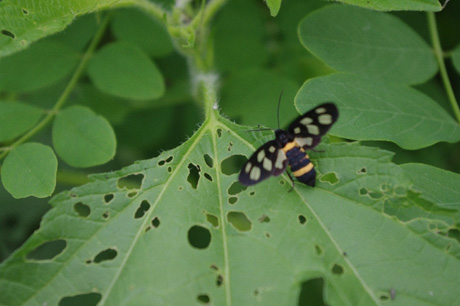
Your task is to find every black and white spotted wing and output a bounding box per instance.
[288,103,339,150]
[238,141,288,186]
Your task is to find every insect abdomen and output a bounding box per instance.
[284,144,316,187]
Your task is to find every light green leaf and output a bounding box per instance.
[111,8,173,57]
[87,42,165,100]
[452,43,460,75]
[1,143,57,199]
[0,0,131,57]
[1,116,459,305]
[52,106,116,168]
[296,73,460,149]
[298,5,437,85]
[0,41,79,92]
[335,0,441,11]
[265,0,282,16]
[0,101,43,142]
[214,0,268,71]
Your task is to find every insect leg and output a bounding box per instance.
[286,171,296,192]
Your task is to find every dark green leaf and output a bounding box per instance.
[0,101,43,142]
[298,5,437,85]
[1,143,57,198]
[296,73,460,149]
[87,42,165,100]
[52,106,116,167]
[452,43,460,75]
[111,9,173,57]
[0,41,79,92]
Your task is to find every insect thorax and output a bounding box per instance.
[274,129,294,146]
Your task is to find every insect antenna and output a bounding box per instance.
[277,90,284,130]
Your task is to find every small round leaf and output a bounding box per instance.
[52,106,116,167]
[1,143,57,199]
[87,42,165,100]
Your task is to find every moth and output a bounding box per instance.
[239,101,338,188]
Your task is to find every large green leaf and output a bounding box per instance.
[0,0,132,57]
[1,115,459,305]
[296,73,460,150]
[334,0,441,11]
[298,5,437,85]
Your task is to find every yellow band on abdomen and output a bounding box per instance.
[292,162,314,177]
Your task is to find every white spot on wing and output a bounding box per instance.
[300,117,313,125]
[315,107,326,114]
[307,124,319,135]
[268,146,276,153]
[263,158,272,171]
[245,162,252,173]
[296,137,313,147]
[257,150,265,162]
[294,127,301,134]
[250,166,261,181]
[275,150,287,169]
[318,114,332,125]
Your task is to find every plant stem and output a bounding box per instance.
[427,12,460,124]
[135,0,167,24]
[0,13,112,161]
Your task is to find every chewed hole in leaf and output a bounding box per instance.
[228,181,247,195]
[357,167,367,174]
[319,172,339,184]
[1,30,15,39]
[369,191,383,199]
[128,191,138,198]
[216,128,222,138]
[359,188,368,195]
[104,193,114,203]
[152,217,160,228]
[102,211,110,219]
[249,191,255,196]
[93,248,118,263]
[167,166,172,173]
[258,214,270,223]
[205,213,219,228]
[197,294,210,304]
[314,244,323,256]
[74,202,90,217]
[58,292,102,306]
[117,173,144,189]
[298,215,307,225]
[134,200,151,219]
[158,156,173,166]
[227,142,233,152]
[203,154,214,168]
[298,277,326,306]
[22,8,29,14]
[227,211,252,232]
[210,264,219,271]
[26,239,67,260]
[187,163,201,189]
[331,263,344,275]
[188,225,211,249]
[228,196,238,204]
[221,155,246,176]
[448,228,460,243]
[394,186,406,196]
[204,173,213,182]
[379,292,390,301]
[216,274,223,287]
[265,232,271,238]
